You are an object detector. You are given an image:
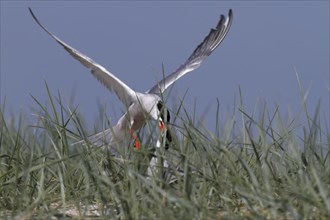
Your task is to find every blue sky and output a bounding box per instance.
[1,1,329,132]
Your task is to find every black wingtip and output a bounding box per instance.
[28,6,56,40]
[28,7,34,17]
[228,9,233,19]
[28,7,39,24]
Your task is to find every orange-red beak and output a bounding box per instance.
[159,121,165,132]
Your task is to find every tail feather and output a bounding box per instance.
[72,128,113,146]
[73,125,131,158]
[85,128,115,146]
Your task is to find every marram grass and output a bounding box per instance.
[0,83,329,219]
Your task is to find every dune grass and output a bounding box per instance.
[0,83,329,219]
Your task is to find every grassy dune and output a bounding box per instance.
[0,83,329,219]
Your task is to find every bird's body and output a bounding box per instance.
[79,92,163,147]
[29,8,233,149]
[128,93,162,130]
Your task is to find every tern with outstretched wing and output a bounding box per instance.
[29,8,233,149]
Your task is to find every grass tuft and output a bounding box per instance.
[0,82,329,219]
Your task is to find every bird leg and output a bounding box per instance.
[129,129,140,150]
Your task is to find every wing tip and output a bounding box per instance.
[28,7,38,23]
[28,6,48,34]
[227,9,233,25]
[219,9,233,28]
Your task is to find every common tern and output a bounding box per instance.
[29,8,233,150]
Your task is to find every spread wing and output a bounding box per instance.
[147,9,233,94]
[29,8,136,107]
